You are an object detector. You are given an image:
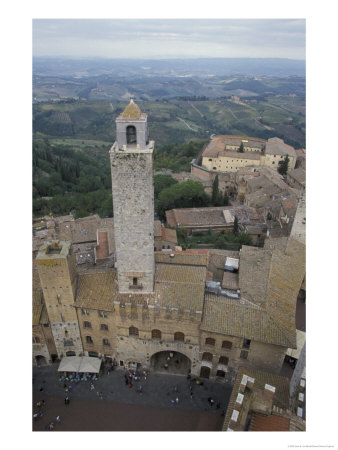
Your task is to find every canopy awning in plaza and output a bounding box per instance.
[78,356,101,373]
[58,356,101,373]
[58,356,80,372]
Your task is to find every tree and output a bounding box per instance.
[156,180,209,220]
[211,175,219,205]
[238,142,244,153]
[223,192,229,206]
[154,174,178,197]
[278,155,290,175]
[233,215,239,235]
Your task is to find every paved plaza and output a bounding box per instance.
[33,364,233,431]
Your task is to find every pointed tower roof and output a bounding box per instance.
[120,99,143,119]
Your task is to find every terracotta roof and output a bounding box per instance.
[165,206,265,228]
[265,138,296,157]
[281,198,298,216]
[155,251,208,267]
[287,168,305,185]
[76,270,118,311]
[154,220,162,238]
[203,135,265,159]
[161,227,177,244]
[264,237,288,252]
[239,246,272,304]
[95,231,110,260]
[204,147,261,160]
[207,249,239,276]
[155,263,206,285]
[201,293,293,347]
[222,271,239,290]
[202,241,300,348]
[75,260,207,313]
[249,412,290,431]
[58,216,114,245]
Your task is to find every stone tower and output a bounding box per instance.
[36,240,83,358]
[110,100,155,294]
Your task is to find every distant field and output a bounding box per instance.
[50,138,112,148]
[33,96,305,148]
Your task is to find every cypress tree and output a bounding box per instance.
[278,155,290,175]
[211,175,219,205]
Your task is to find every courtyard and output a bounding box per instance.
[33,364,232,431]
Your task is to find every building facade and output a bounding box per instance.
[194,135,297,174]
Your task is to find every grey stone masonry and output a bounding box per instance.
[116,116,148,150]
[110,141,155,294]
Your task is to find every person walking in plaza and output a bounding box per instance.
[56,415,61,423]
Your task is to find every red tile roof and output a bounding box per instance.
[249,412,290,431]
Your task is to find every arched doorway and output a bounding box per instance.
[126,125,137,144]
[150,351,191,375]
[35,355,47,366]
[200,365,211,379]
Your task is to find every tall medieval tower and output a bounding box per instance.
[110,100,155,294]
[36,241,83,358]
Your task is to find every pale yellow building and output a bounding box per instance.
[198,135,297,174]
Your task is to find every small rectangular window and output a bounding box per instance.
[84,321,91,328]
[243,338,251,349]
[240,350,248,359]
[133,277,138,286]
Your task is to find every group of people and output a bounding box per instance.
[33,399,62,431]
[59,372,98,383]
[124,368,149,390]
[46,416,61,431]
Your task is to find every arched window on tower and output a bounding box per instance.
[126,125,137,144]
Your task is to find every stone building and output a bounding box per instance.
[192,135,297,174]
[35,241,83,359]
[34,101,304,381]
[165,205,266,246]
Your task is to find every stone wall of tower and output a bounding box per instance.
[36,242,83,358]
[110,143,155,294]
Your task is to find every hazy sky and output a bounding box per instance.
[33,19,305,60]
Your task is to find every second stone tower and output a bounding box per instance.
[110,100,155,294]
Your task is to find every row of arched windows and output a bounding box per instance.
[129,327,185,342]
[205,338,232,349]
[128,328,233,349]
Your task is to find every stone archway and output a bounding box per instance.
[35,355,47,366]
[150,351,191,375]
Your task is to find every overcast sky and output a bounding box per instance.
[33,19,305,60]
